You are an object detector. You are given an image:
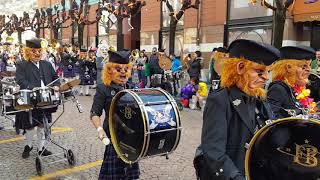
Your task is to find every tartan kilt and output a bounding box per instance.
[15,108,55,130]
[99,144,140,180]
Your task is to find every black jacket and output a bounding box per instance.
[16,60,60,89]
[267,81,301,119]
[91,83,129,138]
[199,87,272,180]
[188,58,202,78]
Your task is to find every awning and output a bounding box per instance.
[292,0,320,23]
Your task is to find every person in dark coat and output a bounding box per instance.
[79,49,96,96]
[15,38,60,159]
[149,47,164,76]
[188,50,202,80]
[90,50,139,179]
[194,39,280,180]
[267,46,316,119]
[61,45,76,80]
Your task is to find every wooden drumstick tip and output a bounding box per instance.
[102,137,110,145]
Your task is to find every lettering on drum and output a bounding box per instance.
[120,106,136,119]
[277,139,319,168]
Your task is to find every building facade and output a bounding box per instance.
[35,0,320,67]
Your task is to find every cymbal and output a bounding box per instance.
[59,79,80,92]
[0,71,15,77]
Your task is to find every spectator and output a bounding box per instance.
[135,51,147,87]
[149,47,163,76]
[187,51,202,80]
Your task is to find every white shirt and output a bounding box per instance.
[32,61,45,87]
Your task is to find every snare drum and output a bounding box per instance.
[34,87,52,107]
[14,89,34,110]
[109,88,181,164]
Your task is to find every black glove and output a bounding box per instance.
[233,174,245,180]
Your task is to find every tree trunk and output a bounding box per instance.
[272,9,286,49]
[18,30,22,44]
[169,18,177,55]
[53,27,59,39]
[36,28,41,38]
[117,18,124,50]
[78,23,85,47]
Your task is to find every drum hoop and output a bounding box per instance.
[156,88,182,154]
[109,89,148,164]
[244,117,320,180]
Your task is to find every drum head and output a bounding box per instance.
[109,91,146,164]
[245,118,320,180]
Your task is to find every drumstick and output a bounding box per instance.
[46,78,60,87]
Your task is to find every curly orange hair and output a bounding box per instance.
[271,59,311,87]
[220,58,267,98]
[101,62,133,86]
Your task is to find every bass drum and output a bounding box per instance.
[109,88,181,164]
[245,118,320,180]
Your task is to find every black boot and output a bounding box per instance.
[22,145,33,159]
[38,148,52,156]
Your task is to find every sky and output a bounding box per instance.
[0,0,37,16]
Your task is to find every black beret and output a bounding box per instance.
[108,50,130,64]
[228,39,280,66]
[280,46,316,60]
[80,48,87,52]
[216,47,227,53]
[26,38,42,48]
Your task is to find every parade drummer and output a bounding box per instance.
[61,44,76,80]
[194,39,280,180]
[90,50,139,179]
[15,38,60,158]
[79,48,96,96]
[267,46,316,119]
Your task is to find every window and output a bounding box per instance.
[162,0,184,27]
[228,27,273,44]
[229,0,274,20]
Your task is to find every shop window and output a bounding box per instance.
[229,0,274,20]
[228,27,273,44]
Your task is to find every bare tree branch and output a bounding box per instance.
[262,0,277,11]
[284,0,294,9]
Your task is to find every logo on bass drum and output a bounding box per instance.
[277,139,319,167]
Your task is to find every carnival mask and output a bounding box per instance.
[107,63,132,85]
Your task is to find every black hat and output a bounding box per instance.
[26,38,42,48]
[228,39,280,66]
[108,50,130,64]
[216,47,227,53]
[280,46,316,60]
[158,49,165,52]
[80,48,87,52]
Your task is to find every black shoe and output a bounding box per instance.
[38,148,52,156]
[85,94,91,96]
[22,145,33,159]
[0,126,4,131]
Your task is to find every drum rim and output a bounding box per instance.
[244,117,320,180]
[109,89,148,164]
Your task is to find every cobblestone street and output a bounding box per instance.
[0,89,203,180]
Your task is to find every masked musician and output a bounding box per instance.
[96,43,109,85]
[194,39,280,180]
[15,38,60,158]
[209,47,228,93]
[90,50,139,179]
[61,44,77,80]
[79,48,96,96]
[267,46,316,119]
